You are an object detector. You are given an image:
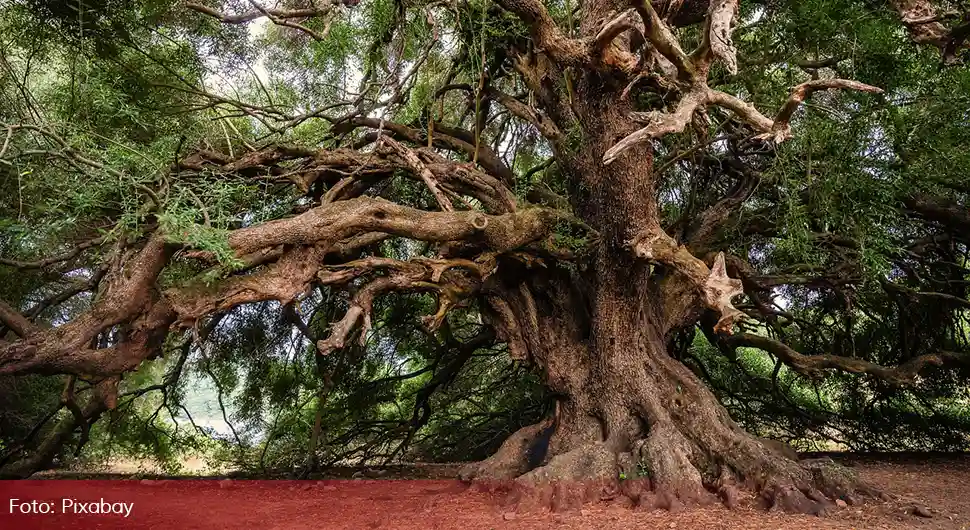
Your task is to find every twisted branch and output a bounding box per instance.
[724,332,968,387]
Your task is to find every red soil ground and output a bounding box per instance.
[2,454,969,529]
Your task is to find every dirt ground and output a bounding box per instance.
[3,454,970,529]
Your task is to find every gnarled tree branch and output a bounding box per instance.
[187,0,337,41]
[723,332,968,387]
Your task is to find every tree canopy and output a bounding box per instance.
[0,0,968,513]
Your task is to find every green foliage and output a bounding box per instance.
[1,0,969,477]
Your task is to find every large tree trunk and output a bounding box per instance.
[459,76,876,514]
[462,265,878,513]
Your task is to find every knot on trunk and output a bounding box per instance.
[471,214,489,231]
[629,233,663,259]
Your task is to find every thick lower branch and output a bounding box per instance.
[227,196,563,257]
[2,193,567,377]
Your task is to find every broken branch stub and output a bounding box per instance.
[704,252,745,334]
[629,228,745,334]
[706,0,739,75]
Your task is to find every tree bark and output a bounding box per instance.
[463,266,878,513]
[459,69,876,514]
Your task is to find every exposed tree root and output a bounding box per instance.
[459,418,880,516]
[458,419,554,484]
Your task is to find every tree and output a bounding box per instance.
[1,0,968,514]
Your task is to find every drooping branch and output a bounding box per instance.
[25,267,108,321]
[0,100,585,379]
[0,299,175,378]
[0,194,568,376]
[167,245,334,323]
[0,235,106,270]
[483,87,564,144]
[882,281,970,311]
[187,1,332,24]
[165,195,563,325]
[388,326,497,463]
[435,83,564,144]
[179,140,517,214]
[225,196,563,258]
[0,234,174,384]
[722,332,968,386]
[336,116,518,187]
[703,90,775,133]
[0,380,115,479]
[760,79,885,142]
[902,193,970,234]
